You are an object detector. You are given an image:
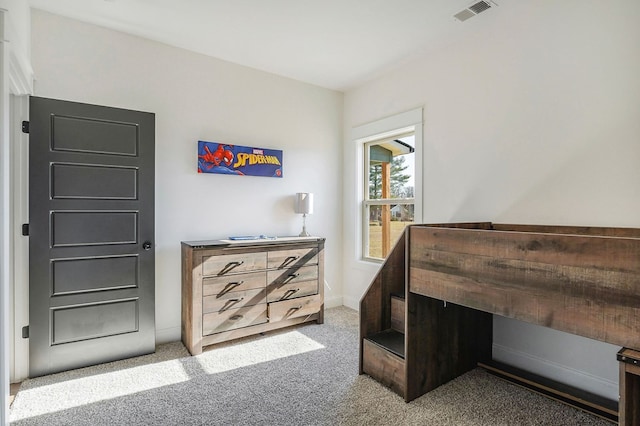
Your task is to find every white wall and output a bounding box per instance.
[343,0,640,399]
[27,9,343,358]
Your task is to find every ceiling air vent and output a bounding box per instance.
[454,1,496,22]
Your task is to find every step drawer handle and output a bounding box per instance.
[230,314,243,321]
[228,297,244,303]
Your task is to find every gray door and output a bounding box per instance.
[29,96,155,377]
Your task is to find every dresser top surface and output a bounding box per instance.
[182,236,324,249]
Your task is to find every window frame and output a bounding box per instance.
[352,108,423,264]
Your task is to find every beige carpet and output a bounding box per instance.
[10,306,612,425]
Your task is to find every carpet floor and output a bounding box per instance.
[10,306,612,425]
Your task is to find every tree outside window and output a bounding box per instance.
[364,136,415,260]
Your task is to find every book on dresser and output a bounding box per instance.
[181,236,325,355]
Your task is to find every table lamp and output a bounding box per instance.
[295,192,313,237]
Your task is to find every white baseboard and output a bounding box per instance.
[155,326,181,345]
[492,343,618,400]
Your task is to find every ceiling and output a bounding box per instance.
[27,0,502,91]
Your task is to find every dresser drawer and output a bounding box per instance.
[267,247,318,269]
[267,280,318,303]
[203,271,266,296]
[203,288,267,314]
[202,252,266,276]
[202,304,268,335]
[268,294,322,322]
[267,265,318,287]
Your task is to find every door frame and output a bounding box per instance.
[1,6,35,424]
[10,94,29,382]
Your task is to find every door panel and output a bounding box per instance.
[51,115,139,155]
[51,163,138,199]
[51,211,138,246]
[29,96,155,377]
[51,255,138,295]
[51,299,139,345]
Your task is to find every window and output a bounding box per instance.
[363,133,416,260]
[352,107,422,263]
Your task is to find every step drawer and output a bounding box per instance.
[202,304,267,335]
[267,265,318,287]
[203,271,266,296]
[267,280,318,303]
[362,338,406,397]
[203,288,267,314]
[268,294,322,322]
[267,247,318,269]
[202,252,266,276]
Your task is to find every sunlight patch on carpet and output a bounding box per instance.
[10,359,192,420]
[11,331,325,421]
[194,330,325,374]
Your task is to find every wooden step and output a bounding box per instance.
[366,329,405,358]
[390,294,405,332]
[362,330,406,397]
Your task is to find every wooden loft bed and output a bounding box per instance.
[360,222,640,425]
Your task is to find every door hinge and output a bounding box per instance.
[22,223,29,236]
[22,326,29,339]
[21,121,29,134]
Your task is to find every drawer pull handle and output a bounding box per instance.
[219,281,244,296]
[220,261,244,275]
[282,256,300,267]
[220,297,245,311]
[283,288,300,299]
[230,314,243,321]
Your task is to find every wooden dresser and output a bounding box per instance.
[181,236,325,355]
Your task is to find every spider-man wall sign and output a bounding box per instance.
[197,140,283,178]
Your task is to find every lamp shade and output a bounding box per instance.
[295,192,314,215]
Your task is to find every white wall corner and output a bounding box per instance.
[492,343,619,400]
[342,296,360,311]
[324,295,343,309]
